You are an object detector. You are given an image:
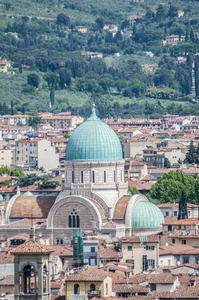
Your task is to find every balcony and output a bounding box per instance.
[87,290,101,298]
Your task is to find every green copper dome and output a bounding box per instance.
[132,200,164,229]
[23,191,34,197]
[65,107,123,161]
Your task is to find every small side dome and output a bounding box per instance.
[0,195,3,202]
[23,191,34,197]
[132,200,164,229]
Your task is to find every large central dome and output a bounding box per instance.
[65,107,123,161]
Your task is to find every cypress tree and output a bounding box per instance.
[195,56,199,96]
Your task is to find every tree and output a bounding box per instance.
[27,74,40,88]
[145,9,153,19]
[156,4,167,19]
[178,189,188,220]
[147,170,197,204]
[95,17,104,30]
[12,168,25,178]
[168,5,178,18]
[44,71,59,89]
[18,174,50,187]
[59,68,71,89]
[184,140,196,164]
[164,157,171,168]
[28,117,41,129]
[195,56,199,97]
[0,166,11,175]
[57,13,70,26]
[129,186,140,195]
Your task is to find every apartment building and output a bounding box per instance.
[15,138,59,172]
[41,115,84,129]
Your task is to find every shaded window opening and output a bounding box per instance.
[68,209,80,228]
[90,284,95,291]
[81,171,83,184]
[74,284,79,294]
[23,265,35,294]
[92,171,95,183]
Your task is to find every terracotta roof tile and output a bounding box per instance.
[50,245,73,256]
[148,274,177,284]
[99,245,123,259]
[11,240,53,254]
[113,195,131,219]
[10,196,56,219]
[0,251,14,263]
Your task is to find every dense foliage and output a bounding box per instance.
[184,140,199,164]
[147,170,199,205]
[1,0,199,116]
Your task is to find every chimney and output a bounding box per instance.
[30,226,35,241]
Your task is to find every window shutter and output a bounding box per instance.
[152,260,155,268]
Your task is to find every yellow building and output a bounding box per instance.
[0,62,7,73]
[65,266,112,300]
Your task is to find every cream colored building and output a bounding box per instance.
[159,244,199,267]
[164,148,186,166]
[121,235,159,274]
[0,147,15,169]
[127,161,148,180]
[3,115,30,126]
[41,115,84,130]
[166,35,185,45]
[15,138,59,172]
[123,139,156,158]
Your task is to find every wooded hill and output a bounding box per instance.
[1,0,199,118]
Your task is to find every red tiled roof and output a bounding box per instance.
[163,218,199,225]
[122,234,159,243]
[113,195,131,219]
[50,245,73,256]
[10,196,56,219]
[159,244,198,255]
[0,251,14,263]
[99,245,123,259]
[11,240,53,254]
[148,274,177,284]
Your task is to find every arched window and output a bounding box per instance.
[106,283,108,295]
[77,215,80,228]
[74,284,79,294]
[114,170,116,182]
[23,265,35,294]
[69,216,72,228]
[68,209,80,228]
[90,284,95,291]
[73,215,76,227]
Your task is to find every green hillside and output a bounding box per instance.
[1,0,199,117]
